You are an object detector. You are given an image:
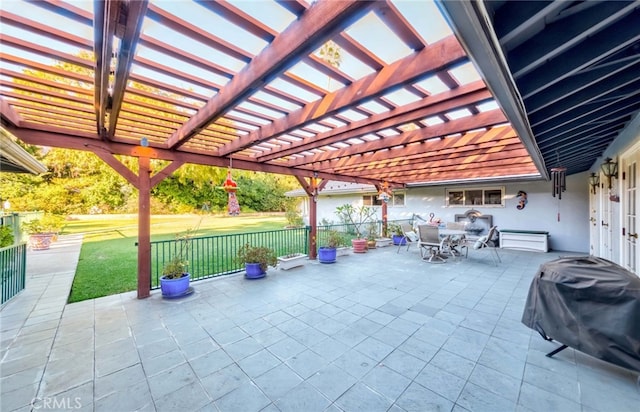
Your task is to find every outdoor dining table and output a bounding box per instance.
[438,229,467,257]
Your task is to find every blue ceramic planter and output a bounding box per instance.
[392,235,406,245]
[160,273,190,297]
[318,247,337,264]
[245,263,266,279]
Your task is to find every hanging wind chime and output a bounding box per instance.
[222,159,240,216]
[550,164,566,222]
[550,166,567,199]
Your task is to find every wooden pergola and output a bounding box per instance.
[1,0,562,297]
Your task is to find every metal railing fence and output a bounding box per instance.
[1,242,27,305]
[150,226,310,289]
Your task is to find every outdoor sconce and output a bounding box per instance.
[588,173,600,194]
[600,157,618,189]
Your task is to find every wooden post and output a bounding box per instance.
[137,156,151,299]
[381,201,388,237]
[309,190,318,260]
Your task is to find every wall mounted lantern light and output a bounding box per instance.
[600,157,618,189]
[588,173,600,194]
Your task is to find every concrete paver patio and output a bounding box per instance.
[1,234,639,411]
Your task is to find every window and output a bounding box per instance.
[446,187,504,207]
[363,195,383,206]
[363,192,405,207]
[392,193,405,206]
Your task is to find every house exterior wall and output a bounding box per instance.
[308,173,590,254]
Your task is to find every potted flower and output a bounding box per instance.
[236,243,277,279]
[159,229,193,298]
[22,214,65,250]
[335,204,377,253]
[318,229,343,263]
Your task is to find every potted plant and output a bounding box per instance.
[388,223,406,246]
[277,251,307,270]
[236,243,277,279]
[366,221,378,249]
[335,204,377,253]
[318,229,343,263]
[160,229,193,298]
[22,214,65,250]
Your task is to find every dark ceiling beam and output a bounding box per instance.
[221,35,466,157]
[167,0,373,150]
[509,2,635,78]
[536,95,640,139]
[93,0,118,137]
[525,56,640,114]
[533,86,640,136]
[491,1,566,50]
[517,9,640,99]
[145,3,252,63]
[6,123,391,186]
[259,81,490,162]
[538,122,625,151]
[107,0,148,138]
[436,0,548,179]
[529,66,640,127]
[195,0,277,42]
[285,109,507,167]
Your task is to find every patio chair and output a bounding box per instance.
[417,224,446,263]
[472,225,501,265]
[396,223,418,253]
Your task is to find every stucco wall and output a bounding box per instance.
[311,173,590,253]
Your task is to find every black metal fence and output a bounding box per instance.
[1,243,26,305]
[150,226,310,289]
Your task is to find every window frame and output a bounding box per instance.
[362,192,405,207]
[445,186,505,207]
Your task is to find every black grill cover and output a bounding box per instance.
[522,256,640,372]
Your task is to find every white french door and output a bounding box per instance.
[623,152,639,274]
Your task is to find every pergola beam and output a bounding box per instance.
[221,35,466,157]
[167,0,373,149]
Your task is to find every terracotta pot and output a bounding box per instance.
[351,238,368,253]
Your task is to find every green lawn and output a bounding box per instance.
[64,214,287,302]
